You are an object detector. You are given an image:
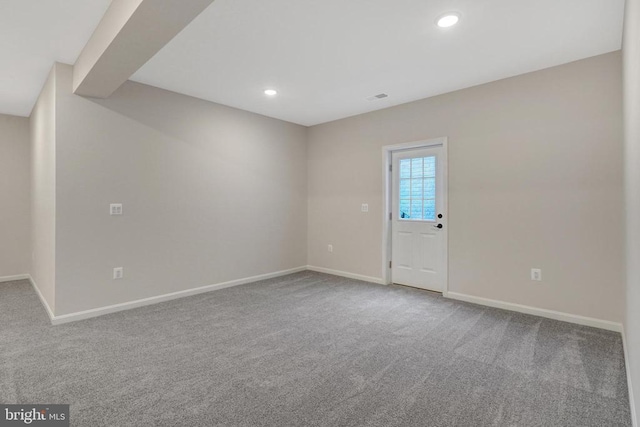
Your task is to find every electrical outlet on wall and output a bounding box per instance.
[361,203,369,212]
[531,268,542,281]
[113,267,124,280]
[328,244,333,253]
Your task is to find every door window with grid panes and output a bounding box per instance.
[398,156,436,221]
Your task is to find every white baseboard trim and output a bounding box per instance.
[47,266,307,325]
[0,274,30,283]
[27,275,55,323]
[446,292,623,332]
[306,265,385,285]
[622,325,638,427]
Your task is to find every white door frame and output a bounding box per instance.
[381,137,449,294]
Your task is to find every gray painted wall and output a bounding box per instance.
[623,0,640,420]
[307,52,624,323]
[21,52,626,331]
[53,63,308,315]
[0,114,30,278]
[29,67,56,312]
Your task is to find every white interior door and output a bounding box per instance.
[391,146,446,291]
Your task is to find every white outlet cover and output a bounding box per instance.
[361,203,369,212]
[531,268,542,281]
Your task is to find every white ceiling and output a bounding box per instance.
[0,0,111,117]
[0,0,625,124]
[132,0,625,126]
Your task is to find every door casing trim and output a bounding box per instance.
[381,137,449,294]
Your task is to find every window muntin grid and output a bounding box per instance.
[399,156,436,221]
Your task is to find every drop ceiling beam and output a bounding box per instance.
[73,0,214,98]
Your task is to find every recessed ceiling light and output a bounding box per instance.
[436,13,460,28]
[264,89,278,96]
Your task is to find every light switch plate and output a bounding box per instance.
[110,203,123,215]
[113,267,124,280]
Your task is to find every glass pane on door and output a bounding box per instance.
[398,156,436,221]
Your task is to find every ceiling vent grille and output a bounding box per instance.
[366,93,389,101]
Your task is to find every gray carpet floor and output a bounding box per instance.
[0,271,631,426]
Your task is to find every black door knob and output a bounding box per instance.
[436,224,443,229]
[438,214,443,219]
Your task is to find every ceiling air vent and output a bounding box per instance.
[366,93,389,101]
